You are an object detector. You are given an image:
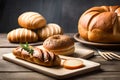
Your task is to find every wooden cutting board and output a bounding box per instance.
[3,53,100,79]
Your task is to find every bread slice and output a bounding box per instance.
[63,59,84,69]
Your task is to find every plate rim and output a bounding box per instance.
[74,33,120,46]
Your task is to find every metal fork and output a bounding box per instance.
[97,50,120,60]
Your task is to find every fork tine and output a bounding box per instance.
[98,51,109,60]
[104,52,113,60]
[97,49,120,61]
[107,52,119,60]
[109,52,120,60]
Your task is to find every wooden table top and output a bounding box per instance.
[0,33,120,80]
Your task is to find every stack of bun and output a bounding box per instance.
[78,5,120,43]
[7,11,63,43]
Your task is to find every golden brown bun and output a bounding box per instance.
[43,35,75,55]
[37,23,63,40]
[7,28,38,43]
[78,5,120,43]
[12,47,61,67]
[18,12,46,29]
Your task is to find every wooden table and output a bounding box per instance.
[0,33,120,80]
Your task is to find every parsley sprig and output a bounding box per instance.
[20,42,34,55]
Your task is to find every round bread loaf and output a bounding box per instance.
[78,5,120,43]
[7,28,38,43]
[18,12,46,29]
[43,35,75,55]
[37,23,63,40]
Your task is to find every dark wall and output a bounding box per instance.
[0,0,120,33]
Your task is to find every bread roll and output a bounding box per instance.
[12,46,61,66]
[7,28,38,43]
[18,12,46,29]
[78,5,120,43]
[37,23,63,40]
[43,35,75,55]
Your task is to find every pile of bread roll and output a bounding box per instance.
[7,11,63,43]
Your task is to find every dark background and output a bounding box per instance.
[0,0,120,33]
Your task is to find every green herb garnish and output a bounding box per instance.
[20,42,34,55]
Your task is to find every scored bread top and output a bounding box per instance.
[7,28,38,43]
[78,6,120,43]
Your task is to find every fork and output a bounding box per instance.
[97,50,120,60]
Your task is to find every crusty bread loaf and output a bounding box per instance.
[78,5,120,43]
[12,46,61,66]
[37,23,63,40]
[7,28,38,43]
[18,12,46,29]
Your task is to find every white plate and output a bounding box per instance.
[74,33,120,46]
[3,53,100,79]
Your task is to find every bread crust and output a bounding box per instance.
[43,35,74,55]
[18,12,46,30]
[78,5,120,43]
[12,47,61,67]
[7,28,38,43]
[37,23,63,40]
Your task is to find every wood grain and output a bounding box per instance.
[3,53,100,79]
[1,33,120,80]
